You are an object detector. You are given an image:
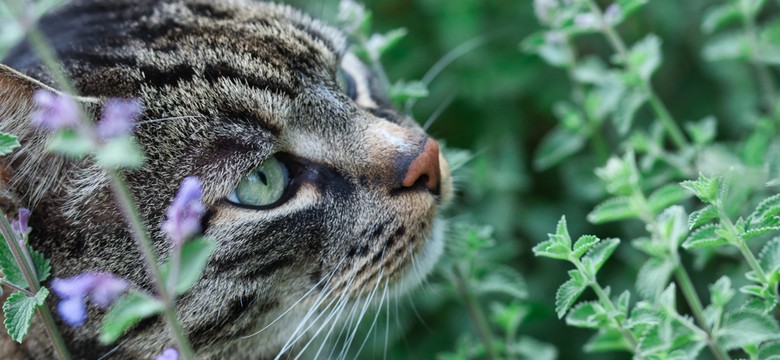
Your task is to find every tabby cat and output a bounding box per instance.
[0,0,452,358]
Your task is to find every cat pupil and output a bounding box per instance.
[257,171,268,186]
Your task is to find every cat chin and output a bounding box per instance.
[389,217,446,298]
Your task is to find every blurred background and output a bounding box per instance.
[3,0,777,359]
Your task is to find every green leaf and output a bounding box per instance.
[758,341,780,360]
[47,129,93,159]
[161,237,216,295]
[613,86,647,135]
[742,226,780,241]
[566,301,604,328]
[582,238,620,275]
[717,309,780,350]
[0,237,26,288]
[740,284,766,298]
[99,291,165,344]
[703,31,750,62]
[759,237,780,276]
[685,116,717,145]
[751,194,780,224]
[709,276,734,308]
[584,327,631,352]
[489,301,528,335]
[572,235,599,259]
[555,271,587,319]
[533,126,586,171]
[521,31,573,67]
[95,136,145,169]
[587,196,638,224]
[532,240,570,260]
[0,132,20,156]
[701,4,741,34]
[657,206,688,248]
[388,80,428,103]
[3,287,48,343]
[683,224,727,249]
[365,28,407,60]
[475,266,528,299]
[28,246,51,283]
[636,258,675,299]
[616,0,648,20]
[627,34,662,81]
[688,205,718,230]
[647,185,692,214]
[680,174,721,204]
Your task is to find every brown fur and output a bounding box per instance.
[0,0,452,358]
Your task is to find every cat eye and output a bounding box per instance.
[226,155,289,208]
[336,69,357,99]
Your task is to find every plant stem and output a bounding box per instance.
[1,278,35,297]
[0,212,71,360]
[717,205,769,284]
[586,0,689,149]
[107,171,195,360]
[673,266,730,360]
[742,7,777,114]
[452,266,497,360]
[571,260,640,354]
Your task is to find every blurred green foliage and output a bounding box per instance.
[5,0,780,359]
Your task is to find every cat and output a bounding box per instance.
[0,0,452,358]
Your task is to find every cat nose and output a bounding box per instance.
[401,138,441,194]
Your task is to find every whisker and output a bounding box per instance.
[423,92,455,131]
[352,278,389,359]
[405,35,489,112]
[136,115,205,125]
[338,265,385,359]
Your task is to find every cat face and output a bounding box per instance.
[0,0,451,358]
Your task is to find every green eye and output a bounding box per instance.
[227,155,289,207]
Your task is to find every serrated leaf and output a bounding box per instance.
[616,290,631,318]
[99,291,164,344]
[532,240,570,260]
[533,126,586,170]
[388,80,428,103]
[717,309,780,350]
[657,206,688,248]
[647,185,692,214]
[701,4,741,34]
[751,194,780,224]
[3,287,48,343]
[566,301,604,328]
[584,327,630,352]
[0,236,26,288]
[759,237,780,275]
[47,129,93,159]
[0,132,20,156]
[572,235,599,258]
[587,196,638,224]
[680,175,720,204]
[742,226,780,241]
[759,341,780,360]
[740,284,766,298]
[582,238,620,275]
[688,205,718,229]
[95,136,144,169]
[685,116,717,145]
[28,246,50,283]
[683,224,727,249]
[475,266,528,299]
[555,272,588,319]
[636,258,675,299]
[161,237,215,295]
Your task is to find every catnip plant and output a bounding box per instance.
[528,0,780,359]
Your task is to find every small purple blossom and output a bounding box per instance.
[11,208,31,239]
[31,90,81,131]
[604,4,623,24]
[162,177,205,246]
[98,98,142,139]
[51,272,129,326]
[156,348,179,360]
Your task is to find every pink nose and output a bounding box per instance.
[402,138,441,194]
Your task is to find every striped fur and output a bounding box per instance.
[0,0,452,359]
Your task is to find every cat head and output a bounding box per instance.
[0,0,452,358]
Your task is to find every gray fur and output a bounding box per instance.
[0,0,452,358]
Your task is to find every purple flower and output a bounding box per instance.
[162,177,205,246]
[11,208,31,239]
[156,348,179,360]
[51,272,129,326]
[31,90,81,131]
[98,98,142,139]
[604,4,623,24]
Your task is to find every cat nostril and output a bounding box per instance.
[402,138,441,195]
